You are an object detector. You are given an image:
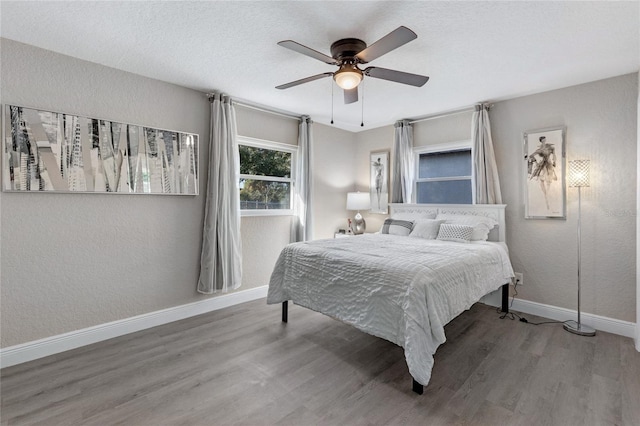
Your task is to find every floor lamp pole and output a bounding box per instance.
[577,186,582,327]
[564,178,596,336]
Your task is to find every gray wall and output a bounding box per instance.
[235,106,298,294]
[354,73,637,322]
[0,39,358,347]
[1,37,635,350]
[0,39,210,347]
[413,111,473,147]
[236,106,299,146]
[354,112,474,232]
[637,71,640,347]
[492,74,637,322]
[355,125,395,232]
[234,107,357,286]
[313,123,358,239]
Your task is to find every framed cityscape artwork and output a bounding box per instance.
[2,105,198,194]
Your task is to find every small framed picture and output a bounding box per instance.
[523,126,566,219]
[370,150,389,214]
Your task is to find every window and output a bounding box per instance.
[238,136,296,216]
[415,141,473,204]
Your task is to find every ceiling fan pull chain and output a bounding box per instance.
[330,80,334,124]
[361,79,365,127]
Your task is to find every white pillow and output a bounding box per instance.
[380,219,414,236]
[409,219,445,240]
[435,213,498,241]
[437,224,474,243]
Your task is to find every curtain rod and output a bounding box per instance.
[407,106,475,124]
[234,101,302,121]
[206,93,302,121]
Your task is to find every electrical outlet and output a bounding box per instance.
[514,272,523,286]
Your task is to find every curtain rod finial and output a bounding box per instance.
[475,102,493,111]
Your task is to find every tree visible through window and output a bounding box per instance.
[239,144,294,211]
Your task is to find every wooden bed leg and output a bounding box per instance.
[501,283,509,313]
[282,301,288,323]
[412,378,423,395]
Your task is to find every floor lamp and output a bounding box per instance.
[564,159,596,337]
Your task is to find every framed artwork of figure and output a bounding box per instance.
[370,150,389,214]
[523,126,566,219]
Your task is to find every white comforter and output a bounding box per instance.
[267,234,514,386]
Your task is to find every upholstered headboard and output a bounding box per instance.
[388,203,507,242]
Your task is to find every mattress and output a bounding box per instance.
[267,233,514,386]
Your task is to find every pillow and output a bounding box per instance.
[380,219,414,236]
[435,213,498,241]
[436,224,474,243]
[392,212,437,221]
[409,219,445,240]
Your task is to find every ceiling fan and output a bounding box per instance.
[275,26,429,104]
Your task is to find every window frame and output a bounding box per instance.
[237,135,298,217]
[413,140,475,204]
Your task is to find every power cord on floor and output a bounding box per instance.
[522,317,569,326]
[496,278,569,326]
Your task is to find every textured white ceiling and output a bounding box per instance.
[1,1,638,132]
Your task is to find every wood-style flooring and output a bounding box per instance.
[1,299,639,425]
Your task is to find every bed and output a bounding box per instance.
[267,203,514,394]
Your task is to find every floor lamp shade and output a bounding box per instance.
[564,159,595,337]
[568,160,590,187]
[346,192,370,234]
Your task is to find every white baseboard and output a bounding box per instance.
[3,286,636,369]
[483,293,636,339]
[0,285,269,369]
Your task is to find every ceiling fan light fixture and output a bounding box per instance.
[334,64,363,90]
[276,26,429,104]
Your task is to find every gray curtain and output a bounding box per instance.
[197,93,242,294]
[291,115,313,242]
[391,119,414,203]
[472,103,503,204]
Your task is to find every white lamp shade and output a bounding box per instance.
[347,192,371,211]
[568,159,590,187]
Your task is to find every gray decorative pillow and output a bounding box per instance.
[380,219,414,236]
[409,219,446,240]
[437,224,474,243]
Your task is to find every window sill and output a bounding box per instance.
[241,210,295,217]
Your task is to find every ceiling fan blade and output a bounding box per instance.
[276,72,333,90]
[277,40,338,65]
[356,26,417,63]
[344,88,358,104]
[364,67,429,87]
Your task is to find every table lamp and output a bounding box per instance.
[346,192,371,234]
